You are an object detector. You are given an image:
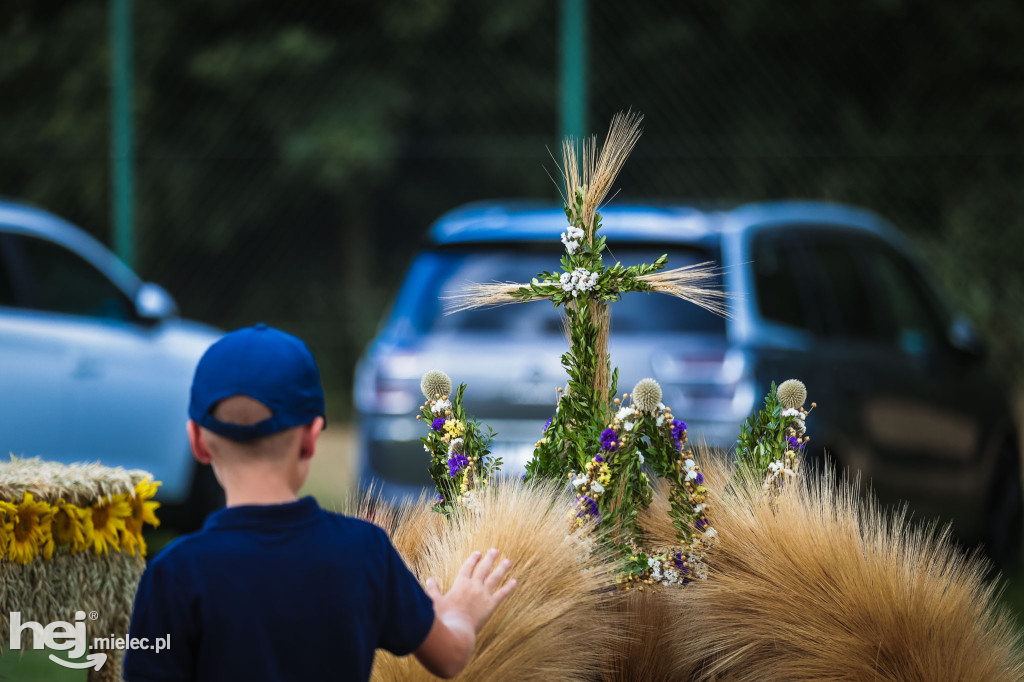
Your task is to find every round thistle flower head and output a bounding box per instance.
[631,378,663,413]
[420,369,452,400]
[777,379,807,409]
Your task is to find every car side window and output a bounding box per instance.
[861,242,948,355]
[9,234,133,320]
[0,236,18,307]
[802,231,894,344]
[752,229,821,333]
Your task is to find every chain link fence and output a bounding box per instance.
[2,0,1023,415]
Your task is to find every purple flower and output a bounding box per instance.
[431,417,446,432]
[543,417,553,432]
[576,495,601,523]
[673,552,692,584]
[435,493,444,504]
[594,454,604,463]
[695,472,704,485]
[599,428,618,451]
[448,453,469,477]
[670,419,687,451]
[787,435,805,451]
[695,518,707,531]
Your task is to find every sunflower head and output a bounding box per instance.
[52,500,88,554]
[86,494,131,555]
[129,479,162,529]
[9,492,53,565]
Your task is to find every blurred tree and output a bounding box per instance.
[0,0,1022,413]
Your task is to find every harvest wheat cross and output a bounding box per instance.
[444,111,728,409]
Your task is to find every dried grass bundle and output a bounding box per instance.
[0,457,151,682]
[558,111,644,242]
[442,281,534,315]
[600,588,701,682]
[0,455,153,507]
[676,462,1024,681]
[343,488,446,576]
[369,478,626,681]
[0,551,145,682]
[638,262,731,318]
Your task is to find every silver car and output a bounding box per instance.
[0,200,222,530]
[356,199,1022,568]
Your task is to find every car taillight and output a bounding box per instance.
[654,349,755,419]
[355,356,419,415]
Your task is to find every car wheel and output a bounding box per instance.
[983,442,1023,572]
[160,461,225,534]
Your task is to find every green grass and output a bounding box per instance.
[0,650,87,682]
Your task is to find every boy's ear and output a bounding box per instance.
[187,420,213,464]
[298,417,325,461]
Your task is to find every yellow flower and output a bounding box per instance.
[0,500,16,558]
[85,494,132,555]
[121,479,161,557]
[120,525,145,556]
[51,500,88,554]
[442,419,465,440]
[9,492,53,564]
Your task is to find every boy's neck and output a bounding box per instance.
[225,490,299,507]
[218,470,301,508]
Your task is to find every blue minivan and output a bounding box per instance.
[356,199,1022,568]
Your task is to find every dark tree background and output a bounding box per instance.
[2,0,1022,415]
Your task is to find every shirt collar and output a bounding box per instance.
[203,496,321,531]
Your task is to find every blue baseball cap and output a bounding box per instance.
[189,324,326,441]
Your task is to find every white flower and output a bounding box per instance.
[637,453,645,464]
[647,557,659,568]
[590,482,605,495]
[684,458,696,470]
[558,267,600,297]
[430,398,452,415]
[781,408,802,419]
[423,444,430,452]
[571,476,586,489]
[656,415,665,427]
[704,527,718,539]
[560,225,584,254]
[623,420,635,432]
[693,503,705,514]
[685,469,698,482]
[610,405,634,421]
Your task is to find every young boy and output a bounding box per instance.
[123,324,516,681]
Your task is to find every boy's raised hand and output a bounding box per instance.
[414,549,517,678]
[426,549,517,631]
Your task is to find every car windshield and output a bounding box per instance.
[427,248,725,335]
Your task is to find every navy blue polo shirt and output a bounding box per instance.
[123,497,435,681]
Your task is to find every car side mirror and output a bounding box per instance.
[948,315,987,362]
[135,282,179,322]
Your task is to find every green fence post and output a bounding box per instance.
[559,0,588,141]
[110,0,135,268]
